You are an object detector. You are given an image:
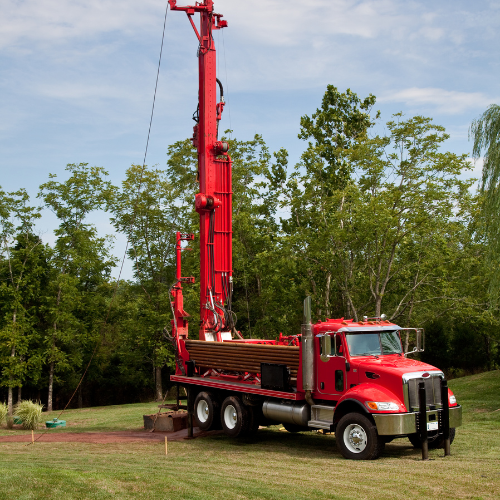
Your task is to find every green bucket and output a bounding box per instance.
[46,418,66,429]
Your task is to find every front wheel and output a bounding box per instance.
[336,413,385,460]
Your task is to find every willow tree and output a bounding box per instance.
[470,104,500,304]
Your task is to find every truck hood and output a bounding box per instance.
[351,354,441,377]
[349,355,443,411]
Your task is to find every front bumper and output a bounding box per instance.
[372,405,462,436]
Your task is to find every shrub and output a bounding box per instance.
[0,402,7,425]
[14,400,44,430]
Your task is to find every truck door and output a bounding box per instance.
[316,334,348,397]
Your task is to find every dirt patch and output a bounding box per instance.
[0,427,221,444]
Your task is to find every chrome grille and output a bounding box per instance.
[403,372,444,410]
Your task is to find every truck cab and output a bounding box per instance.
[307,318,462,459]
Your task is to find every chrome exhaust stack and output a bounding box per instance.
[301,296,315,405]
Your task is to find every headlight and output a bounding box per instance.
[365,401,399,411]
[449,395,456,405]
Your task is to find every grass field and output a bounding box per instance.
[0,371,499,500]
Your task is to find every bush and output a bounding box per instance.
[0,402,7,425]
[14,400,44,430]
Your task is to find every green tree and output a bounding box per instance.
[343,114,475,320]
[279,87,476,326]
[0,189,45,414]
[110,164,184,400]
[38,163,116,411]
[278,86,379,320]
[470,104,500,304]
[298,84,378,192]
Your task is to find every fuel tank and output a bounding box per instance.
[262,400,310,427]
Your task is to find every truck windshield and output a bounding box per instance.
[345,331,402,356]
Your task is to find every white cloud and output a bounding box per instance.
[0,0,473,52]
[380,88,498,115]
[220,0,444,46]
[1,0,164,50]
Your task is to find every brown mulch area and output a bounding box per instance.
[0,427,221,444]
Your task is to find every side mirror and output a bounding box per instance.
[320,334,332,362]
[403,328,425,356]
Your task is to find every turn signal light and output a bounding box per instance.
[365,401,400,411]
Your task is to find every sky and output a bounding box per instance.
[2,0,499,278]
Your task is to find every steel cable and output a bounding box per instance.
[27,2,171,445]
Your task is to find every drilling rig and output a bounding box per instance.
[168,0,234,344]
[166,0,462,460]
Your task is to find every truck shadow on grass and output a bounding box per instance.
[206,428,419,460]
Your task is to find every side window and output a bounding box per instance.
[336,335,344,355]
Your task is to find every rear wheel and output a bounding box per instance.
[221,395,250,437]
[408,428,456,449]
[336,413,385,460]
[194,391,220,431]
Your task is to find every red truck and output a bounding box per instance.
[171,296,462,460]
[167,1,462,460]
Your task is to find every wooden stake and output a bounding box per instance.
[165,436,168,456]
[31,430,34,444]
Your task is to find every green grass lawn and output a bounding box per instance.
[0,371,499,500]
[0,401,163,436]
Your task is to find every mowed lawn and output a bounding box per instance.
[0,371,499,500]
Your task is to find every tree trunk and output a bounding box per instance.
[8,344,16,415]
[48,285,62,413]
[7,386,13,416]
[48,361,54,412]
[17,386,21,404]
[155,366,163,401]
[325,272,331,318]
[375,296,382,318]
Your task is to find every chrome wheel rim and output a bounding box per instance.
[196,400,209,424]
[223,404,238,430]
[343,423,368,453]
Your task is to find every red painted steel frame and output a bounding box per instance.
[171,232,195,349]
[169,1,232,342]
[171,375,301,400]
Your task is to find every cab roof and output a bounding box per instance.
[313,318,400,334]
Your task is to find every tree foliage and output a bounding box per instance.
[0,88,498,410]
[470,104,500,304]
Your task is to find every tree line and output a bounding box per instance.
[1,87,499,412]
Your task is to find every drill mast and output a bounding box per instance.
[169,0,233,342]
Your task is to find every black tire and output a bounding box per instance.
[221,395,251,437]
[336,413,385,460]
[194,391,220,431]
[408,427,456,449]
